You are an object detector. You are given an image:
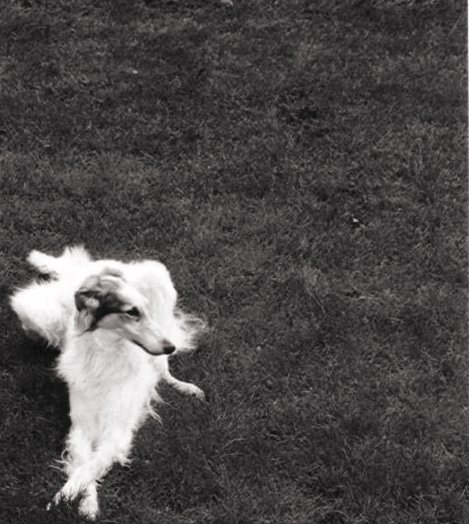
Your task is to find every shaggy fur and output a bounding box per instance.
[10,246,206,520]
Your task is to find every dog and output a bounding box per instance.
[10,246,206,520]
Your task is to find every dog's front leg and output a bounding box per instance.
[48,426,99,520]
[66,426,99,520]
[52,430,133,518]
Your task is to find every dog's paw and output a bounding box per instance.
[173,381,206,400]
[52,478,83,506]
[183,383,206,401]
[52,489,67,507]
[79,494,99,521]
[191,386,206,401]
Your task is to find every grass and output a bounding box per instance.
[0,0,467,522]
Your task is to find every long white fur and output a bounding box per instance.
[10,246,206,520]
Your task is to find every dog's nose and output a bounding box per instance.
[162,342,176,355]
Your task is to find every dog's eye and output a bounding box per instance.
[125,307,140,318]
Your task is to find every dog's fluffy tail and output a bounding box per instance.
[10,281,69,347]
[27,246,91,278]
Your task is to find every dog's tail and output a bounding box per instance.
[10,282,69,347]
[27,246,91,278]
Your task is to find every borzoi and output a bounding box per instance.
[10,246,206,520]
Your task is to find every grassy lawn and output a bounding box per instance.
[0,0,467,522]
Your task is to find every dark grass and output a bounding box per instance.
[0,0,467,522]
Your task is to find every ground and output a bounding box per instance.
[0,1,467,523]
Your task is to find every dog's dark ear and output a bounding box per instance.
[74,268,125,311]
[74,275,103,331]
[74,276,101,312]
[74,273,125,331]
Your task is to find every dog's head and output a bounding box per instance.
[74,267,176,356]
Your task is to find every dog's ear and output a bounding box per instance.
[74,272,125,330]
[74,275,101,313]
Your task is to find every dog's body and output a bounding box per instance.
[10,246,205,520]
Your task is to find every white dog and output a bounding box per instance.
[10,246,206,520]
